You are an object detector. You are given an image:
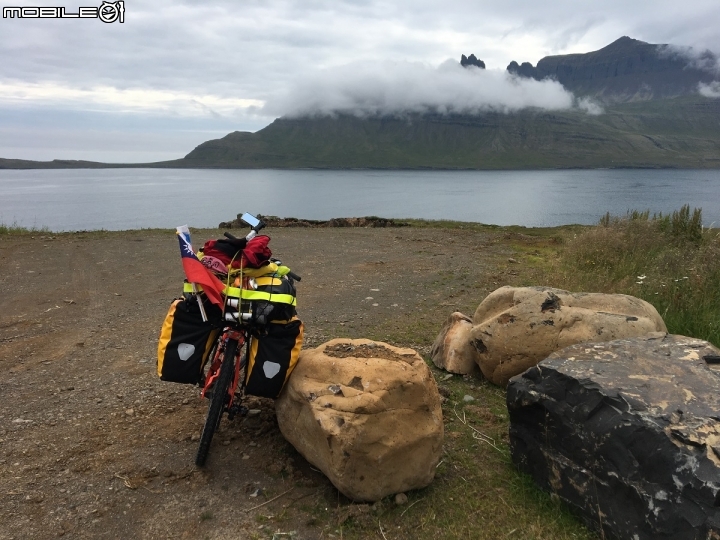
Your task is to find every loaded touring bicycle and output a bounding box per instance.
[157,213,303,465]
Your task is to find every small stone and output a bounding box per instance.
[394,493,408,505]
[182,399,189,405]
[242,454,250,460]
[191,433,200,442]
[463,395,475,403]
[247,409,261,416]
[125,409,134,416]
[508,257,519,263]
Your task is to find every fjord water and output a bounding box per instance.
[1,168,719,231]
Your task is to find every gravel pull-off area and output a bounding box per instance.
[0,226,522,539]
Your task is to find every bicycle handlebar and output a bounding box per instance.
[223,221,301,281]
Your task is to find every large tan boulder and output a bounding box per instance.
[275,338,444,502]
[430,312,480,374]
[471,286,667,386]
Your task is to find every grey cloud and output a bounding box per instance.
[264,60,589,118]
[660,45,719,75]
[699,82,720,98]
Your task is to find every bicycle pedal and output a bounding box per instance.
[227,404,249,421]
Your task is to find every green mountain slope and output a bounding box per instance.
[182,97,720,169]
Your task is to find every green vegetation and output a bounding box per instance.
[548,205,720,346]
[0,222,49,235]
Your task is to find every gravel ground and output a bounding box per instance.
[0,226,524,540]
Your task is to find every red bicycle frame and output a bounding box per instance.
[201,329,247,408]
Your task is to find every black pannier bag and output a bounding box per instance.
[157,297,221,384]
[244,318,303,398]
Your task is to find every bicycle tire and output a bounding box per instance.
[195,337,237,467]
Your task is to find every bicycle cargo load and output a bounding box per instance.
[157,297,221,384]
[220,272,298,326]
[245,318,304,398]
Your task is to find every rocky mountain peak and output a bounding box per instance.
[460,54,486,69]
[506,36,718,102]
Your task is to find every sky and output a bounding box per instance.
[1,0,720,162]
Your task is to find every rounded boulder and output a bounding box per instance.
[471,286,667,386]
[275,338,444,502]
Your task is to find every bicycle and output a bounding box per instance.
[187,213,302,467]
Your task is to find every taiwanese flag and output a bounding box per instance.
[176,226,226,307]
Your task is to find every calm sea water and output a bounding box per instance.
[1,168,719,231]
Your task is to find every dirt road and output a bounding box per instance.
[0,226,528,539]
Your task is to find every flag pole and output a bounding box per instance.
[192,283,208,322]
[177,225,208,322]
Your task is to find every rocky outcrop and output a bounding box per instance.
[460,54,486,69]
[275,339,444,502]
[507,334,720,540]
[430,312,480,374]
[506,60,537,79]
[219,215,408,229]
[470,286,667,386]
[506,36,718,102]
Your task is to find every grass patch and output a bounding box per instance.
[545,205,720,346]
[0,221,50,235]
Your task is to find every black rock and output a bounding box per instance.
[460,54,486,69]
[507,60,537,79]
[507,334,720,540]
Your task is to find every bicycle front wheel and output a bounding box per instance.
[195,337,237,467]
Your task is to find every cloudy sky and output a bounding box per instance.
[1,0,719,162]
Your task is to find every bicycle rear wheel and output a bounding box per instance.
[195,337,237,467]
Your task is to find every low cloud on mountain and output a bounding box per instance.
[661,45,719,75]
[699,82,720,98]
[264,60,600,118]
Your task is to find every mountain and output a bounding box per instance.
[3,36,719,170]
[179,96,720,169]
[178,37,720,169]
[507,36,717,102]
